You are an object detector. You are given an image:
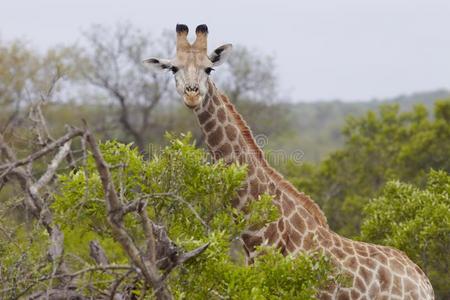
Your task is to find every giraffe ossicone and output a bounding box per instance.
[144,24,434,300]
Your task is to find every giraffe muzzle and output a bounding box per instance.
[183,90,202,109]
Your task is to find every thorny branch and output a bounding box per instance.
[85,128,173,299]
[83,128,209,299]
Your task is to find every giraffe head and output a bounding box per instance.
[144,24,232,108]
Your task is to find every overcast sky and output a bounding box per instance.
[1,0,449,101]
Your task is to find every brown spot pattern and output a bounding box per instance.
[332,247,347,260]
[392,275,402,295]
[213,95,221,105]
[355,276,366,292]
[290,229,302,247]
[281,196,295,214]
[359,265,373,284]
[242,233,262,252]
[389,258,406,275]
[290,213,306,233]
[350,290,360,299]
[337,291,350,300]
[256,168,265,181]
[198,110,211,124]
[204,119,216,132]
[277,219,284,232]
[207,100,215,114]
[249,180,259,198]
[217,143,232,158]
[303,232,315,250]
[207,127,223,146]
[217,107,226,123]
[378,265,392,291]
[343,256,357,269]
[264,223,278,244]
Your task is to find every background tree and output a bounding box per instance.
[216,45,278,104]
[0,39,77,132]
[74,23,176,151]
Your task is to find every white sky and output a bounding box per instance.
[1,0,450,101]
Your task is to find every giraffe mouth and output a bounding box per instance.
[183,94,202,109]
[184,102,198,109]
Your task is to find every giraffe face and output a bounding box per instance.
[171,50,215,108]
[144,24,232,109]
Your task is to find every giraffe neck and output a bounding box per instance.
[193,79,327,223]
[192,81,328,260]
[194,80,266,209]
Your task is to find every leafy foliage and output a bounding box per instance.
[0,134,333,298]
[171,237,332,300]
[0,227,53,299]
[54,134,334,298]
[361,170,450,299]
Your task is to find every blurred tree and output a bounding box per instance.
[0,40,77,132]
[216,45,278,103]
[361,170,450,299]
[0,40,37,130]
[75,23,176,151]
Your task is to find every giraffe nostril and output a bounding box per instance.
[185,85,199,94]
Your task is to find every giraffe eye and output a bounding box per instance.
[205,67,214,75]
[170,66,179,74]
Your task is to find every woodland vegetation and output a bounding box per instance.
[0,23,449,299]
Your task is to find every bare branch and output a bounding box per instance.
[137,202,157,264]
[0,133,17,162]
[0,127,83,174]
[48,226,65,263]
[84,129,172,299]
[176,243,210,265]
[29,101,54,146]
[28,288,89,300]
[89,240,110,266]
[109,269,134,300]
[32,140,71,192]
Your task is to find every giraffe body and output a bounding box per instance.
[144,24,435,299]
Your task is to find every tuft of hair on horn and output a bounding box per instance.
[193,24,208,51]
[176,24,189,34]
[176,23,190,52]
[195,24,208,34]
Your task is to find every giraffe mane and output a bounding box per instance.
[217,90,329,228]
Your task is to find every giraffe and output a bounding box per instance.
[144,24,435,300]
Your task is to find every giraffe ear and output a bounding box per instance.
[209,44,233,66]
[143,58,173,72]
